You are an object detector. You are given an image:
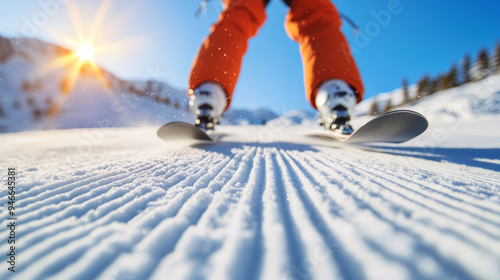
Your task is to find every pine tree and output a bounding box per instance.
[462,54,471,84]
[476,48,490,80]
[447,64,458,88]
[369,98,379,115]
[416,75,429,99]
[402,77,410,104]
[382,98,392,113]
[494,42,500,74]
[428,78,438,95]
[439,74,449,91]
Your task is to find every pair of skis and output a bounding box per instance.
[157,110,428,145]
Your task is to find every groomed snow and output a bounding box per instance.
[1,116,499,280]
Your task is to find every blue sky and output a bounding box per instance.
[1,0,499,113]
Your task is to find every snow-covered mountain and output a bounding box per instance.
[356,74,500,120]
[266,109,317,126]
[267,74,500,131]
[221,108,279,125]
[0,35,192,133]
[401,75,500,121]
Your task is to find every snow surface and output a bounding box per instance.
[1,76,500,280]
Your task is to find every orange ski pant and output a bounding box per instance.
[189,0,364,110]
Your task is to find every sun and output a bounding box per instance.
[75,43,95,63]
[39,0,146,94]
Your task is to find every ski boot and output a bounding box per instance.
[315,79,357,134]
[189,82,227,130]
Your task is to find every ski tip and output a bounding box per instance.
[347,110,428,144]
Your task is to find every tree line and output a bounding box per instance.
[370,42,500,115]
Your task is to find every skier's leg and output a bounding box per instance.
[189,0,267,111]
[284,0,364,109]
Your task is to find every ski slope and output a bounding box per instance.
[1,60,500,280]
[1,117,500,280]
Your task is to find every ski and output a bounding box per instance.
[309,110,428,144]
[157,122,214,142]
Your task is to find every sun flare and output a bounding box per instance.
[75,43,95,62]
[39,0,145,94]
